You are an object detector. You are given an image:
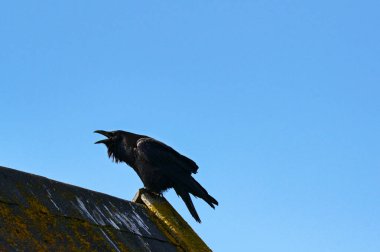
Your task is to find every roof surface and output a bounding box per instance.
[0,166,204,251]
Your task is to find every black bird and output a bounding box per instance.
[94,130,218,223]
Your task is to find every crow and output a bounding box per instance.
[94,130,218,223]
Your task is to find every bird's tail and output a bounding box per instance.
[175,188,201,223]
[173,176,218,222]
[190,178,218,209]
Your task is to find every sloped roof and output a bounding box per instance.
[0,166,211,251]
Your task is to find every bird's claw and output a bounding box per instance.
[144,188,163,197]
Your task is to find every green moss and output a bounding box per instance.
[141,193,212,252]
[0,200,129,251]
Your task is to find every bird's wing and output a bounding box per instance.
[136,138,198,174]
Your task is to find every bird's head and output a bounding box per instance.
[94,130,125,163]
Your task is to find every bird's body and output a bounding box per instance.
[95,130,218,223]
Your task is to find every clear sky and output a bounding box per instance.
[1,1,379,251]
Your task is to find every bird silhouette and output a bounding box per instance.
[95,130,218,223]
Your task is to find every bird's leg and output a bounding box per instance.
[144,187,163,197]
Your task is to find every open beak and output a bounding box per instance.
[94,130,112,144]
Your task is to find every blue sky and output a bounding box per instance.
[1,1,379,251]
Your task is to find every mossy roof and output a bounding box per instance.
[0,166,185,251]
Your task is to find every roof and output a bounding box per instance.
[0,166,211,251]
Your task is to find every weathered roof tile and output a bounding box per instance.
[0,166,179,251]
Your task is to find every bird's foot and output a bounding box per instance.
[144,188,163,198]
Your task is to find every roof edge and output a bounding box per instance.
[133,189,212,252]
